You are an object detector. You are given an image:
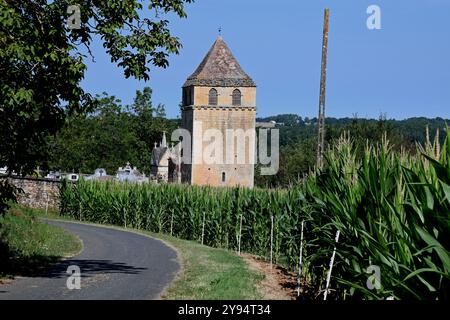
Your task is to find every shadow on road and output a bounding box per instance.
[46,259,147,278]
[1,245,147,280]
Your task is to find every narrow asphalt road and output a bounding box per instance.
[0,220,180,300]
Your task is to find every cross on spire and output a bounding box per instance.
[218,26,222,36]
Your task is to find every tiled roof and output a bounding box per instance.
[183,36,256,87]
[151,146,169,166]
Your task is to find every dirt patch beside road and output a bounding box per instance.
[241,253,298,300]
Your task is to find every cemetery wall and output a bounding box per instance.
[4,176,61,210]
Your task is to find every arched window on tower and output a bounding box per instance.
[232,89,241,106]
[182,88,187,106]
[209,88,218,105]
[187,87,192,105]
[190,87,194,105]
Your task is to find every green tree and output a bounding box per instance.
[0,0,193,214]
[46,88,178,175]
[129,87,175,173]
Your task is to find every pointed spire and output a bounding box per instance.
[161,131,167,148]
[183,37,255,87]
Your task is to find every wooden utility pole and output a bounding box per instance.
[316,8,330,168]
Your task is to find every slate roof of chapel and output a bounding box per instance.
[183,36,256,88]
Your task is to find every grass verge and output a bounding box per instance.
[37,207,265,300]
[0,205,82,281]
[155,233,264,299]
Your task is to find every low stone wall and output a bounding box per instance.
[4,176,61,210]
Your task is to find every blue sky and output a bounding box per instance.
[81,0,450,120]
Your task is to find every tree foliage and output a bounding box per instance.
[46,87,178,175]
[0,0,193,213]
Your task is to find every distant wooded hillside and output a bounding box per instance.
[254,114,448,187]
[257,114,448,148]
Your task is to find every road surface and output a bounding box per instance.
[0,220,179,300]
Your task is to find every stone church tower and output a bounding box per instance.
[181,37,256,188]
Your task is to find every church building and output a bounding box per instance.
[180,36,257,188]
[151,36,257,188]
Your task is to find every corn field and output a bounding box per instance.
[59,128,450,300]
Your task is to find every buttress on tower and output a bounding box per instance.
[181,36,256,188]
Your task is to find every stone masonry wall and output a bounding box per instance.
[190,106,256,188]
[5,177,61,210]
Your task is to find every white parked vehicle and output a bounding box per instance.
[66,173,79,182]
